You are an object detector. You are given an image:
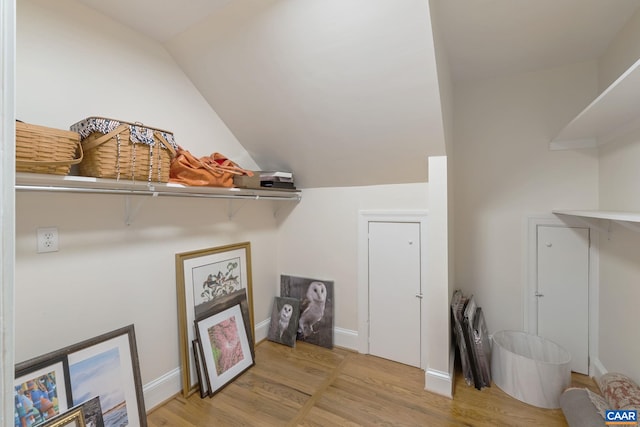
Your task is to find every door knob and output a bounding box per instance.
[415,293,424,299]
[535,292,544,297]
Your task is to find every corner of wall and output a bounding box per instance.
[425,348,455,398]
[592,358,608,379]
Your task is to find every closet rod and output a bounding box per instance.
[15,185,301,201]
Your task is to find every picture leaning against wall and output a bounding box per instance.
[267,296,300,348]
[280,275,334,349]
[175,242,253,397]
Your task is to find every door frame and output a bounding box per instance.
[358,210,428,369]
[525,214,599,375]
[1,0,16,422]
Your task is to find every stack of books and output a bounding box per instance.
[260,171,295,189]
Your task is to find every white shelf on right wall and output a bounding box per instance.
[552,210,640,223]
[553,210,640,233]
[550,57,640,150]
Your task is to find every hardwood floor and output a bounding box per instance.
[147,340,599,426]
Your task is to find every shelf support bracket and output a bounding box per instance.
[124,194,153,225]
[615,220,640,233]
[273,204,283,219]
[228,199,249,220]
[556,214,609,235]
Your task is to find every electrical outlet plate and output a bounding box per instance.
[37,226,59,253]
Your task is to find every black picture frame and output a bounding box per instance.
[192,339,209,398]
[194,289,255,397]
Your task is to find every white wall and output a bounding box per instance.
[277,182,428,335]
[165,0,445,189]
[15,193,281,394]
[424,156,452,397]
[598,7,640,91]
[15,0,274,409]
[18,0,259,170]
[453,61,600,335]
[597,130,640,385]
[593,9,640,385]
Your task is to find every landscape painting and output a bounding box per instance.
[69,347,128,427]
[66,325,146,427]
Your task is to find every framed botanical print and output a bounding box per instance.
[176,242,253,397]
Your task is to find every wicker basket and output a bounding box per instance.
[71,117,178,183]
[15,121,82,175]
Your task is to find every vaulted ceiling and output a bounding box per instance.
[76,0,640,188]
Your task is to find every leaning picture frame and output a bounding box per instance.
[41,395,103,427]
[66,325,147,427]
[15,354,72,426]
[267,296,300,348]
[281,274,335,349]
[192,339,209,398]
[194,291,255,397]
[41,405,86,427]
[176,242,254,397]
[13,325,143,427]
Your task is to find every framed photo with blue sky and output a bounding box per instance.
[66,325,146,427]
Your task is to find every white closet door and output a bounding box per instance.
[368,221,422,368]
[537,225,589,374]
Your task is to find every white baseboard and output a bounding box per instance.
[425,368,453,398]
[143,367,181,412]
[424,346,456,399]
[334,327,358,350]
[255,318,271,343]
[143,324,359,411]
[424,347,455,398]
[256,317,358,350]
[592,358,608,379]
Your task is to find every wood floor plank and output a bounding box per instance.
[296,406,362,427]
[146,340,588,426]
[232,369,310,410]
[214,383,299,426]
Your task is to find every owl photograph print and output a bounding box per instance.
[267,296,300,347]
[280,275,334,349]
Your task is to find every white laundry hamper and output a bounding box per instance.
[491,330,571,409]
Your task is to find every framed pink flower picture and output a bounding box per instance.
[194,290,254,396]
